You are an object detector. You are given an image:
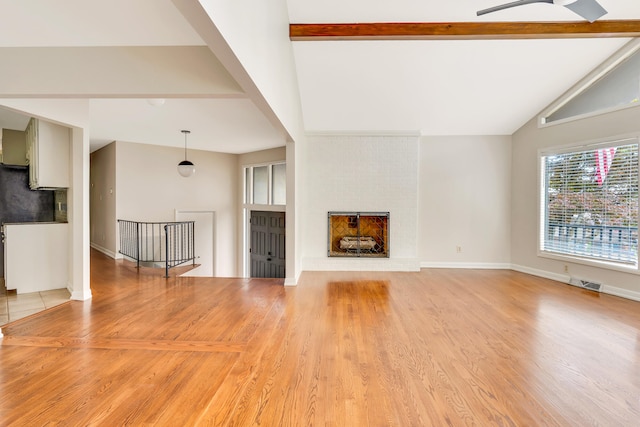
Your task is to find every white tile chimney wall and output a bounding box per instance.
[301,134,420,271]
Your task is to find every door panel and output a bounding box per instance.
[250,211,269,278]
[250,211,285,278]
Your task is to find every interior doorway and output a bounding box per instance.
[250,211,285,278]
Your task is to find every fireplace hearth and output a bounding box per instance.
[328,212,389,257]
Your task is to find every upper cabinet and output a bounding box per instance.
[0,128,28,166]
[25,118,70,189]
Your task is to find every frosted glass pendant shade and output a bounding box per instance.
[177,160,195,177]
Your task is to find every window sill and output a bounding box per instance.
[538,250,639,275]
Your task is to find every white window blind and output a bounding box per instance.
[540,139,639,267]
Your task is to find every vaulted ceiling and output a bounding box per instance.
[0,0,639,153]
[288,0,640,135]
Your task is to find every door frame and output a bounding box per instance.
[243,206,285,277]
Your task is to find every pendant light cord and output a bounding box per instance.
[182,130,190,161]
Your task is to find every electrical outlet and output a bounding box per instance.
[456,246,462,253]
[564,265,569,273]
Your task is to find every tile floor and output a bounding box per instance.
[0,278,71,326]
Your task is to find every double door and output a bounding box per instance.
[250,211,285,278]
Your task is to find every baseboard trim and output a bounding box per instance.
[510,263,640,303]
[284,277,298,287]
[601,284,640,302]
[70,288,92,301]
[90,243,120,259]
[421,262,512,270]
[510,264,571,284]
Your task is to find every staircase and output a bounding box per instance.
[118,219,196,277]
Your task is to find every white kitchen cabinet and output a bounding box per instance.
[0,128,28,166]
[3,222,69,294]
[25,118,70,189]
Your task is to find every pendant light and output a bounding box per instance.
[177,130,195,177]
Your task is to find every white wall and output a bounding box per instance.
[419,136,512,268]
[0,46,241,98]
[287,139,301,285]
[192,0,305,144]
[0,99,90,129]
[237,146,286,167]
[115,141,239,277]
[90,142,117,257]
[302,135,420,271]
[512,106,640,300]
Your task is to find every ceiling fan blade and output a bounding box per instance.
[563,0,607,22]
[477,0,553,16]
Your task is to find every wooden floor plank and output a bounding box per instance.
[0,335,245,353]
[1,250,640,425]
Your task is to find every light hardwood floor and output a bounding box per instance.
[1,249,639,426]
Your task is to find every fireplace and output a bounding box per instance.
[328,212,389,257]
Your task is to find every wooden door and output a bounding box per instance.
[250,211,285,278]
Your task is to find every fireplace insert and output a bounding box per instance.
[328,212,389,257]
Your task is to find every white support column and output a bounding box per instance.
[285,139,302,286]
[69,126,92,300]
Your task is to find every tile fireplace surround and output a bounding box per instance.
[328,212,389,258]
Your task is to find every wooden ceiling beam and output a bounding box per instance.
[290,21,640,41]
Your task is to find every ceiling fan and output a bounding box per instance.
[477,0,608,23]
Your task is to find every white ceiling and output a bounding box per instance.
[88,98,285,153]
[0,0,286,154]
[288,0,639,135]
[1,0,639,153]
[287,0,637,23]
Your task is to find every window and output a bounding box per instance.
[541,40,640,125]
[540,139,639,268]
[271,163,286,205]
[252,166,268,205]
[244,162,286,206]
